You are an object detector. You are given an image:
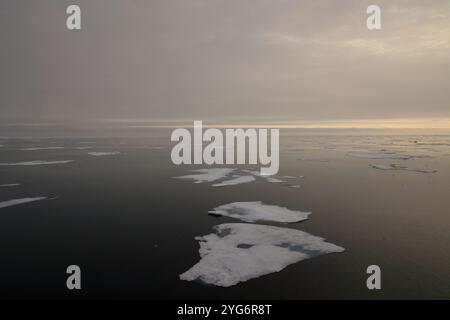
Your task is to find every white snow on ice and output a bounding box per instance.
[208,201,310,223]
[348,151,411,160]
[0,160,73,166]
[20,147,64,151]
[88,152,120,156]
[0,197,47,209]
[180,223,344,287]
[212,175,256,187]
[0,183,21,187]
[175,168,236,183]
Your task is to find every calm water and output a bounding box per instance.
[0,129,449,299]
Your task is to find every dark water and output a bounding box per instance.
[0,130,449,299]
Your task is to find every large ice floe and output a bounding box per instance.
[175,168,236,183]
[348,151,411,160]
[0,197,47,209]
[209,201,310,223]
[0,160,73,166]
[0,183,21,187]
[212,175,255,187]
[180,223,344,287]
[370,164,436,173]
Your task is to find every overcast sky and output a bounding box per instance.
[1,0,449,124]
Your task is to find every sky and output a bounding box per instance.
[1,0,449,126]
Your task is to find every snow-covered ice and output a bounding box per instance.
[0,197,47,209]
[208,201,310,223]
[175,168,236,183]
[0,160,73,166]
[88,152,120,156]
[212,175,256,187]
[180,223,344,287]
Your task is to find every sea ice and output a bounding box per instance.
[212,175,256,187]
[0,184,21,187]
[348,151,411,160]
[88,152,120,156]
[208,201,310,223]
[175,168,236,183]
[370,164,436,173]
[0,160,73,166]
[180,223,344,287]
[20,147,64,151]
[0,197,47,209]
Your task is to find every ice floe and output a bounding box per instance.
[88,152,120,156]
[20,147,64,151]
[75,146,93,150]
[0,160,73,166]
[209,201,310,223]
[370,164,436,173]
[0,183,21,187]
[0,197,47,209]
[212,175,256,187]
[348,151,411,160]
[180,223,344,287]
[175,168,236,183]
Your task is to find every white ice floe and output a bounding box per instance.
[348,151,411,160]
[370,164,436,173]
[208,201,310,223]
[20,147,64,151]
[180,223,344,287]
[88,152,120,156]
[75,146,93,150]
[0,183,21,187]
[0,197,47,209]
[265,177,284,183]
[212,175,256,187]
[175,168,236,183]
[0,160,73,166]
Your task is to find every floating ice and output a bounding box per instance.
[75,146,93,150]
[208,201,310,223]
[0,183,21,187]
[212,175,256,187]
[20,147,64,151]
[175,168,236,183]
[348,151,411,160]
[297,157,329,162]
[370,164,436,173]
[0,197,47,209]
[180,223,344,287]
[265,177,284,183]
[88,152,120,156]
[0,160,73,166]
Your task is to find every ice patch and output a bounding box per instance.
[370,164,436,173]
[180,223,344,287]
[88,152,120,156]
[75,146,93,150]
[0,160,73,166]
[212,175,256,187]
[20,147,64,151]
[348,151,411,160]
[265,177,284,183]
[175,168,236,183]
[0,197,47,209]
[0,183,21,187]
[208,201,310,223]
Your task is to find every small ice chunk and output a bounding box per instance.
[75,146,93,150]
[0,183,21,187]
[180,223,344,287]
[212,175,256,187]
[0,197,47,209]
[88,152,120,156]
[370,164,436,173]
[208,201,310,223]
[265,177,284,183]
[20,147,64,151]
[175,168,236,183]
[0,160,73,166]
[348,151,410,160]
